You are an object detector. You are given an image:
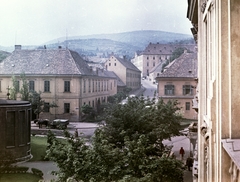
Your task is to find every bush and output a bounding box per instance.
[31,168,43,177]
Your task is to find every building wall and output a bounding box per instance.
[197,0,240,181]
[0,75,117,121]
[105,56,127,84]
[131,54,143,76]
[157,78,197,120]
[126,69,141,90]
[106,56,141,90]
[142,55,165,77]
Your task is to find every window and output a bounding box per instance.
[44,103,50,112]
[88,79,91,93]
[83,80,86,93]
[29,81,35,91]
[183,85,193,95]
[109,63,111,66]
[64,81,70,92]
[64,103,70,113]
[114,63,116,66]
[186,102,190,110]
[153,62,155,67]
[164,85,175,95]
[92,80,94,92]
[147,62,149,66]
[0,80,1,92]
[44,81,50,92]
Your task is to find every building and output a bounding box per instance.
[0,100,31,162]
[105,54,141,92]
[0,46,117,121]
[187,0,240,181]
[131,43,196,79]
[155,52,197,120]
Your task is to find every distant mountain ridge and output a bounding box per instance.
[1,30,194,57]
[46,30,194,57]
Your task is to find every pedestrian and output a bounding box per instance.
[186,157,193,171]
[179,147,185,160]
[74,129,78,138]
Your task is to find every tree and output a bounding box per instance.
[29,90,58,119]
[46,97,184,182]
[9,75,18,100]
[81,104,96,121]
[19,73,29,101]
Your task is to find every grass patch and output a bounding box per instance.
[30,135,67,161]
[30,136,48,161]
[0,173,41,182]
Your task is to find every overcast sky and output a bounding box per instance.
[0,0,192,47]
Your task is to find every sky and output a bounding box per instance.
[0,0,192,47]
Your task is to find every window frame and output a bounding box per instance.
[29,80,35,91]
[164,84,175,95]
[64,81,70,92]
[186,102,190,110]
[64,103,70,113]
[44,80,50,92]
[183,85,194,95]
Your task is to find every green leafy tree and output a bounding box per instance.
[29,90,58,119]
[9,75,19,100]
[81,104,96,121]
[19,73,29,101]
[46,97,184,182]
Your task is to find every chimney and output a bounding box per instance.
[15,45,22,50]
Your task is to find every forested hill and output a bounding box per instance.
[46,30,194,57]
[0,30,194,57]
[0,50,11,61]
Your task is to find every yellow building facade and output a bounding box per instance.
[0,46,117,121]
[156,52,197,120]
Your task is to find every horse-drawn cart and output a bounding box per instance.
[49,119,69,129]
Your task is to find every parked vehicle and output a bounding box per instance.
[49,119,69,129]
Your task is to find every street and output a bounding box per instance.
[141,78,158,99]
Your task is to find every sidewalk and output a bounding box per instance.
[17,161,58,182]
[163,135,193,182]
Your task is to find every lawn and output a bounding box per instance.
[0,136,52,181]
[0,173,41,182]
[30,136,48,161]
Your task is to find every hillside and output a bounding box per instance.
[0,50,11,61]
[0,30,194,57]
[46,30,194,57]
